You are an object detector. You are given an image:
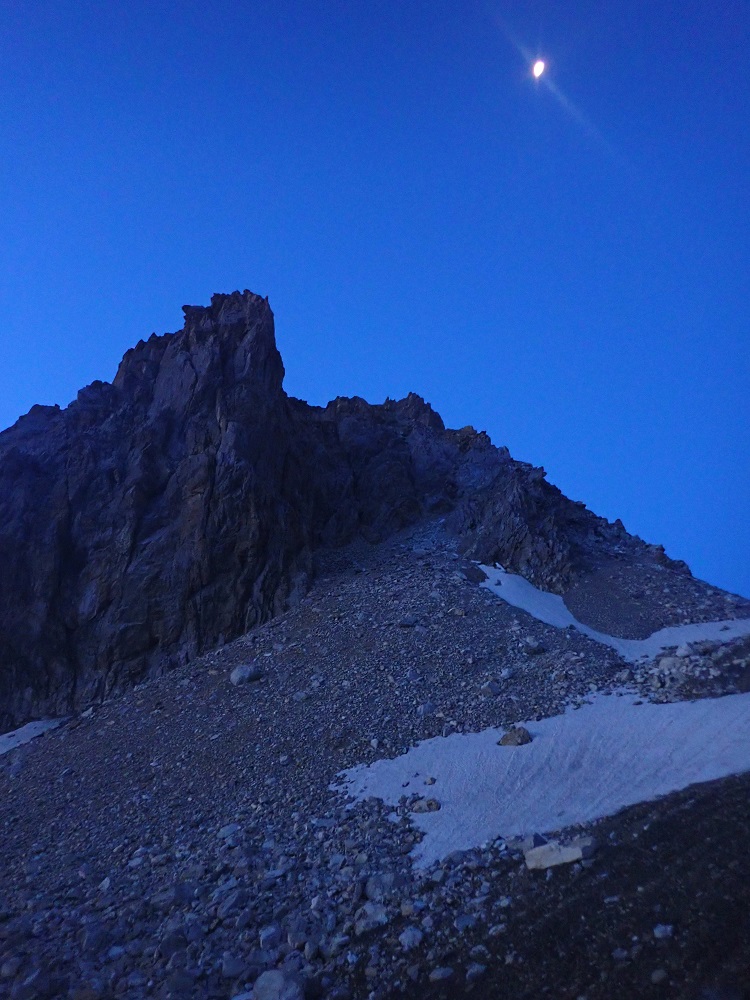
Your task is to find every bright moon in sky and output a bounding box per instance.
[533,59,545,78]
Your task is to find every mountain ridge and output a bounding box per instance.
[0,290,736,732]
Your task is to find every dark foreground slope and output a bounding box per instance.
[0,290,706,731]
[1,526,749,1000]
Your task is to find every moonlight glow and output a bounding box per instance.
[533,59,545,78]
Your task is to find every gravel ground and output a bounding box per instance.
[1,518,749,1000]
[563,557,750,640]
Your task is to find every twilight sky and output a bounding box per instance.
[1,1,748,596]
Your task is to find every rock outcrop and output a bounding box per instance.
[0,290,686,729]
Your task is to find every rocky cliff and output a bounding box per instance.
[0,290,685,729]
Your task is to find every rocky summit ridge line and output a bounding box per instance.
[0,290,721,731]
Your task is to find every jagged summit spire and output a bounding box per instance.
[181,289,271,330]
[113,289,284,404]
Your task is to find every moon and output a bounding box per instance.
[533,59,545,78]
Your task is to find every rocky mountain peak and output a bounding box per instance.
[0,291,713,731]
[112,289,284,412]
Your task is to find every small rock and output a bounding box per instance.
[523,639,546,655]
[166,970,197,995]
[518,832,548,851]
[480,680,502,697]
[429,967,454,982]
[230,663,262,686]
[253,969,305,1000]
[657,656,680,673]
[498,726,532,746]
[417,702,436,718]
[398,926,423,950]
[259,924,282,949]
[287,927,307,949]
[365,873,395,901]
[221,953,246,979]
[159,932,187,959]
[651,968,668,984]
[411,798,440,813]
[653,923,674,939]
[80,921,107,954]
[330,933,351,955]
[575,835,598,859]
[218,888,249,919]
[355,901,390,936]
[525,840,590,870]
[466,962,487,982]
[0,957,21,978]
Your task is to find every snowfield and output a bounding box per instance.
[338,690,750,868]
[338,569,750,868]
[0,719,63,758]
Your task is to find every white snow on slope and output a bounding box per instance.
[0,719,63,757]
[338,692,750,868]
[478,565,750,662]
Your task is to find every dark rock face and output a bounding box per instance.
[0,290,686,729]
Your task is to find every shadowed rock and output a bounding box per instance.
[0,290,687,729]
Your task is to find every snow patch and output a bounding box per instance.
[479,565,750,662]
[0,719,63,757]
[338,692,750,868]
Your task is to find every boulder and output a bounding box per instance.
[498,726,533,747]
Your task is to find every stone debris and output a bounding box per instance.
[481,679,503,697]
[428,966,454,982]
[467,960,487,981]
[411,798,441,813]
[230,663,263,685]
[498,725,533,746]
[253,969,305,1000]
[524,837,598,870]
[398,926,424,950]
[355,902,390,936]
[653,923,674,939]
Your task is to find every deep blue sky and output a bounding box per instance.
[1,1,748,596]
